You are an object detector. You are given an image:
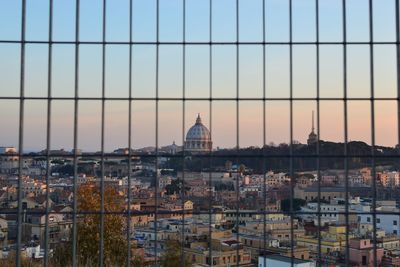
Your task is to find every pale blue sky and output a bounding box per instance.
[0,0,399,151]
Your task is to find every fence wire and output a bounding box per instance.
[0,1,399,267]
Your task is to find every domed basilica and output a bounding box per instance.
[185,114,212,153]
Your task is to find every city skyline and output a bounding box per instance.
[1,108,399,153]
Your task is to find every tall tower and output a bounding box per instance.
[307,111,318,145]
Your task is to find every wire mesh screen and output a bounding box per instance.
[0,0,399,267]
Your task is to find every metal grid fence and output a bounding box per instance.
[0,0,399,267]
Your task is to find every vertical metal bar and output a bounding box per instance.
[154,0,160,264]
[99,0,107,266]
[235,0,240,265]
[208,0,213,265]
[72,0,80,266]
[289,0,294,266]
[396,1,400,158]
[181,1,186,266]
[16,0,26,266]
[342,1,350,266]
[126,0,133,266]
[397,0,400,146]
[368,1,377,266]
[44,0,54,266]
[262,0,267,266]
[396,9,400,260]
[315,0,322,265]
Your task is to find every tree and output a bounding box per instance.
[225,160,233,171]
[50,241,72,266]
[238,164,246,175]
[51,183,144,266]
[76,184,127,266]
[52,164,74,176]
[159,240,190,267]
[1,251,41,267]
[165,180,180,195]
[281,198,306,212]
[165,179,190,196]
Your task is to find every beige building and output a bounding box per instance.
[22,213,72,246]
[0,147,19,174]
[378,171,400,187]
[185,236,251,266]
[294,186,347,202]
[377,235,400,251]
[0,218,8,249]
[297,226,351,254]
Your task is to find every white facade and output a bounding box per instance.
[355,202,400,236]
[25,244,45,259]
[300,202,345,225]
[258,255,315,267]
[358,213,400,236]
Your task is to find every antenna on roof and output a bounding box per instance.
[312,110,315,133]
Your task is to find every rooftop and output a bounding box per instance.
[261,254,312,264]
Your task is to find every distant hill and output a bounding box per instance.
[165,141,400,173]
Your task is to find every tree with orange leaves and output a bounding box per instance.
[76,183,128,266]
[51,183,144,266]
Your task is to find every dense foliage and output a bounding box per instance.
[167,141,400,173]
[281,198,307,212]
[50,183,143,267]
[159,240,191,267]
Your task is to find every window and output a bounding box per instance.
[394,220,398,226]
[362,256,367,265]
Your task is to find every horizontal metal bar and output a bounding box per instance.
[0,210,397,216]
[0,153,398,158]
[0,40,399,45]
[0,96,399,101]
